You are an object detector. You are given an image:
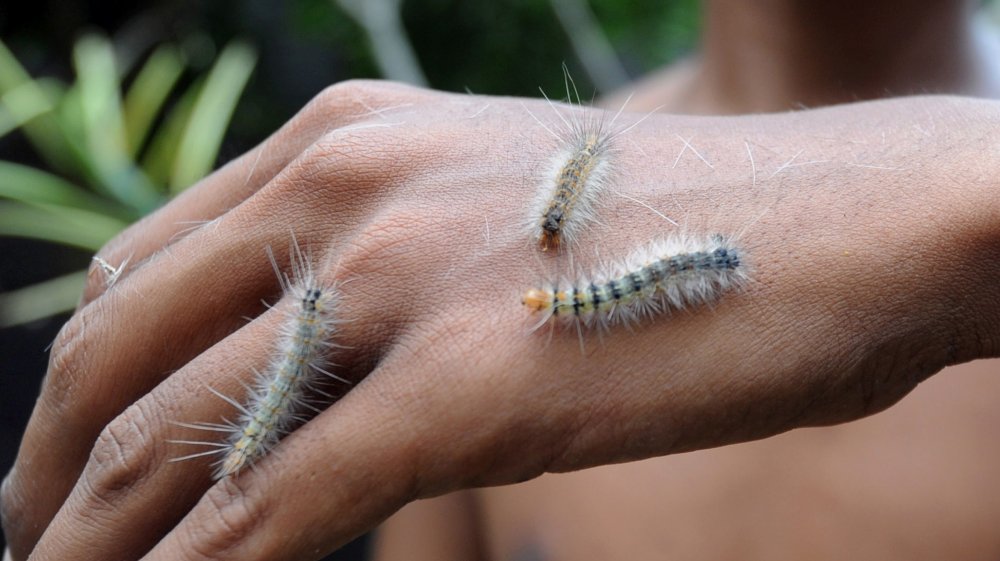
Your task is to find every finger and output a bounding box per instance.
[81,79,431,307]
[142,368,433,561]
[1,114,418,560]
[3,205,296,559]
[2,238,277,560]
[138,342,563,561]
[25,295,311,561]
[24,188,421,561]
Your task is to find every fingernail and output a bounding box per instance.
[3,547,13,561]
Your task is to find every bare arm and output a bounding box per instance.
[2,82,999,561]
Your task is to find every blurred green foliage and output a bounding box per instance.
[299,0,700,96]
[0,34,256,325]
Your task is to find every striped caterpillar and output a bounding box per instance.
[522,234,747,328]
[171,244,346,479]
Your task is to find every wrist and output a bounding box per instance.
[887,97,1000,366]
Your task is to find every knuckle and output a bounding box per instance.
[296,132,382,187]
[80,262,107,306]
[44,314,91,415]
[44,307,118,428]
[82,401,159,505]
[355,210,448,259]
[265,124,399,205]
[1,470,29,556]
[313,79,418,112]
[183,477,269,560]
[316,79,376,104]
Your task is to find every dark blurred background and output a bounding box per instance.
[0,0,700,558]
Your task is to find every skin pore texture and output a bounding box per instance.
[375,2,1000,561]
[2,3,1000,561]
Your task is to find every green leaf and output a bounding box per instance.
[142,76,203,187]
[0,201,129,251]
[73,34,161,213]
[74,34,127,155]
[0,79,55,138]
[0,106,15,139]
[170,41,256,193]
[0,40,31,87]
[0,161,136,219]
[55,81,87,148]
[1,78,54,121]
[123,44,185,158]
[0,269,87,327]
[46,80,114,188]
[0,40,74,171]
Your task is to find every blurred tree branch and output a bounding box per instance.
[549,0,628,95]
[334,0,428,87]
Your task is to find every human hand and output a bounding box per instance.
[3,81,999,560]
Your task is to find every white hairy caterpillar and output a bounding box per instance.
[170,244,346,479]
[526,68,645,252]
[522,234,747,328]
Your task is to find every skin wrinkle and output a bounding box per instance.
[63,484,124,541]
[81,256,119,307]
[854,340,917,417]
[302,134,397,187]
[43,307,91,420]
[76,463,132,519]
[185,476,271,561]
[76,401,169,524]
[552,322,723,465]
[0,472,25,551]
[548,387,640,473]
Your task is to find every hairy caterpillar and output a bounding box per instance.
[526,68,645,252]
[170,244,346,479]
[522,234,747,328]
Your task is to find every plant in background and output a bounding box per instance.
[0,34,256,326]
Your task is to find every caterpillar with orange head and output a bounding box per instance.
[522,233,747,329]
